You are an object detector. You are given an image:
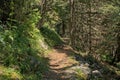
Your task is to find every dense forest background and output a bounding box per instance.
[0,0,120,80]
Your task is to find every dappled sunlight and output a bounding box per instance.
[0,0,120,80]
[43,46,79,80]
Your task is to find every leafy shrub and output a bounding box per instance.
[0,9,49,79]
[101,54,113,63]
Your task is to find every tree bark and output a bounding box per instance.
[69,0,74,46]
[62,20,65,37]
[112,32,120,64]
[38,0,47,28]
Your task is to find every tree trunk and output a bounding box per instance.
[69,0,74,46]
[62,20,65,37]
[88,0,92,54]
[38,0,47,28]
[112,32,120,64]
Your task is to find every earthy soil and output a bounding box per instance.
[43,46,78,80]
[43,45,120,80]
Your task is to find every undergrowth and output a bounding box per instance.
[0,9,50,80]
[0,12,63,80]
[40,27,63,47]
[0,65,22,80]
[75,69,87,80]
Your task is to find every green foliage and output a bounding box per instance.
[116,62,120,69]
[100,2,120,23]
[0,66,23,80]
[75,69,87,80]
[0,1,49,79]
[23,74,42,80]
[98,1,120,63]
[53,0,69,20]
[40,27,63,47]
[101,54,113,63]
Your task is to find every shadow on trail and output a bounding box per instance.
[43,46,78,80]
[43,45,120,80]
[44,65,76,80]
[75,52,120,79]
[51,64,77,71]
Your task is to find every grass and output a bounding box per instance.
[0,65,22,80]
[75,69,87,80]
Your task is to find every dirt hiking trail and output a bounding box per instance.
[43,45,79,80]
[43,45,120,80]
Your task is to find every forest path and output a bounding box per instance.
[43,44,120,80]
[43,45,79,80]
